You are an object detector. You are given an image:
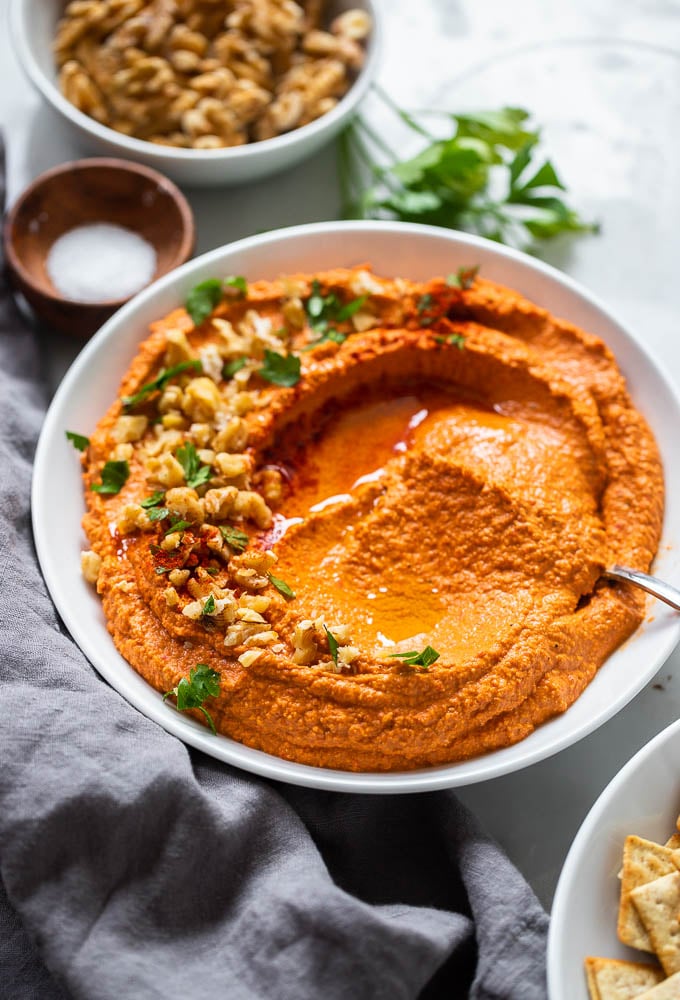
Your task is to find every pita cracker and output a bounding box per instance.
[584,956,664,999]
[664,834,680,850]
[618,836,678,951]
[630,871,680,975]
[637,971,680,998]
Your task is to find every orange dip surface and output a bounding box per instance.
[79,266,664,771]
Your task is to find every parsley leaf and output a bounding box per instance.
[258,350,301,388]
[66,430,89,451]
[122,360,202,410]
[202,594,216,615]
[91,460,129,495]
[176,442,212,490]
[163,663,221,735]
[268,573,296,600]
[148,506,169,522]
[388,645,440,670]
[186,279,223,326]
[164,519,192,536]
[224,275,247,297]
[446,265,479,290]
[324,625,339,667]
[186,276,248,325]
[223,357,248,379]
[219,526,249,552]
[339,92,597,251]
[304,280,367,344]
[155,565,171,575]
[141,490,165,508]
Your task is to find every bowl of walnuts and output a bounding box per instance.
[10,0,379,187]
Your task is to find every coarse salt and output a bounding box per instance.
[46,222,157,303]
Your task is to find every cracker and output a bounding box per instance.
[630,872,680,975]
[584,956,664,999]
[637,971,680,998]
[618,837,679,951]
[664,834,680,850]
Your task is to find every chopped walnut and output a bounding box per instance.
[238,649,263,667]
[146,452,186,488]
[111,414,148,443]
[165,486,205,524]
[117,503,152,535]
[54,1,371,147]
[80,549,102,584]
[292,619,318,665]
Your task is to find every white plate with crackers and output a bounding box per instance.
[549,717,680,999]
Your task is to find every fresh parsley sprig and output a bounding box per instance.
[258,349,301,388]
[163,664,221,734]
[185,275,248,326]
[339,90,597,250]
[303,280,368,349]
[324,625,339,668]
[219,526,249,552]
[176,441,211,490]
[268,573,296,599]
[91,460,129,495]
[122,360,202,411]
[388,645,440,671]
[66,430,89,452]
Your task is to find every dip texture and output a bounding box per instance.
[79,267,663,771]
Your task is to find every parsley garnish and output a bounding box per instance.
[148,506,169,522]
[219,526,249,552]
[163,664,221,735]
[141,490,165,508]
[176,442,211,490]
[202,594,216,615]
[303,280,367,348]
[186,276,248,326]
[434,333,465,349]
[66,430,89,451]
[447,266,479,290]
[417,293,433,314]
[155,565,171,575]
[164,519,192,536]
[122,360,202,410]
[324,625,339,667]
[185,279,223,326]
[388,645,440,670]
[339,92,597,250]
[224,275,247,297]
[91,460,129,495]
[258,350,301,388]
[268,574,296,600]
[223,357,247,379]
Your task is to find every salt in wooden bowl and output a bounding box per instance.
[3,158,195,338]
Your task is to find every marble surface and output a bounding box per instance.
[3,0,680,908]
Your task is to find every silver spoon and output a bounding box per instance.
[605,565,680,612]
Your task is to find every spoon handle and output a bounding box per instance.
[605,565,680,612]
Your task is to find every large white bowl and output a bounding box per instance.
[10,0,379,187]
[31,221,680,793]
[548,718,680,999]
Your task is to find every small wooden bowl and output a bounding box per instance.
[3,158,195,338]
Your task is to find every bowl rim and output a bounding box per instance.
[9,0,381,163]
[3,156,196,309]
[30,219,680,792]
[547,716,680,998]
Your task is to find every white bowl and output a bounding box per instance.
[548,718,680,999]
[31,221,680,793]
[10,0,379,187]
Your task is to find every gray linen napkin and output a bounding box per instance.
[0,154,548,1000]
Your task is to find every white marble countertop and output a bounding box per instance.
[3,0,680,909]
